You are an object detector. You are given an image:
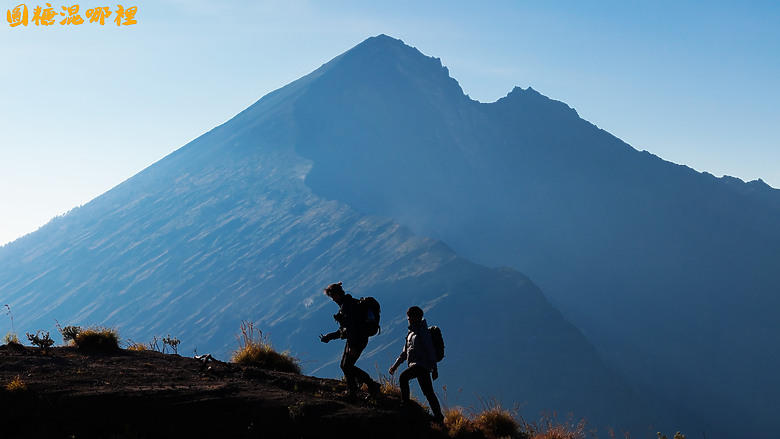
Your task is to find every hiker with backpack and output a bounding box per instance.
[319,282,381,401]
[388,306,444,424]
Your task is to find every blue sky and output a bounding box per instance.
[2,0,778,246]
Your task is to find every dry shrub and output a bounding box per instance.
[6,375,27,392]
[73,326,120,351]
[26,330,54,350]
[232,321,301,374]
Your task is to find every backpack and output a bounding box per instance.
[358,296,381,336]
[428,325,445,362]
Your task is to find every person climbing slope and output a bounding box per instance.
[389,305,444,424]
[320,282,381,401]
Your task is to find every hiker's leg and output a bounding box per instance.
[398,366,415,403]
[415,366,443,419]
[340,343,359,395]
[341,338,374,394]
[346,337,376,388]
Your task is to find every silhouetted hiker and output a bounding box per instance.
[389,306,444,424]
[319,281,381,401]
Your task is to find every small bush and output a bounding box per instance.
[232,321,301,374]
[59,325,82,343]
[73,327,120,351]
[6,375,27,392]
[162,335,181,354]
[26,330,54,350]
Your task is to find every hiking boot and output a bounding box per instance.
[432,413,445,425]
[367,381,381,398]
[337,390,358,403]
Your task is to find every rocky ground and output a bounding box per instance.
[0,344,445,439]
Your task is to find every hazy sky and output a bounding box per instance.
[2,0,778,246]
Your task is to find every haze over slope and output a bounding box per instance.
[0,37,654,436]
[290,35,780,438]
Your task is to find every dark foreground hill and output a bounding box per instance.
[0,344,440,439]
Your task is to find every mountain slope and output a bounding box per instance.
[0,40,651,435]
[285,35,780,437]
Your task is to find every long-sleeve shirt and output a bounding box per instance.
[392,319,437,372]
[326,294,365,343]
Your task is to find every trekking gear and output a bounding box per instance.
[429,325,445,362]
[358,296,381,336]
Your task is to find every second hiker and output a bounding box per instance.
[389,305,444,424]
[319,281,381,401]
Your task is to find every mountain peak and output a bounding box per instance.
[358,33,408,49]
[495,85,579,118]
[317,34,467,102]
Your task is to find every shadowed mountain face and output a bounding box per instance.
[0,37,651,436]
[289,36,780,437]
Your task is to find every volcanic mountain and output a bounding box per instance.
[0,36,651,436]
[3,34,778,437]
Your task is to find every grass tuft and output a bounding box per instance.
[126,341,147,351]
[6,375,27,392]
[473,406,523,439]
[375,368,401,398]
[522,412,589,439]
[3,331,20,346]
[444,407,479,438]
[232,321,301,374]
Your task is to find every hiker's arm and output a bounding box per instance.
[389,355,404,374]
[389,339,408,373]
[319,331,340,343]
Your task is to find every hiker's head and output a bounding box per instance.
[406,306,424,324]
[324,282,345,302]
